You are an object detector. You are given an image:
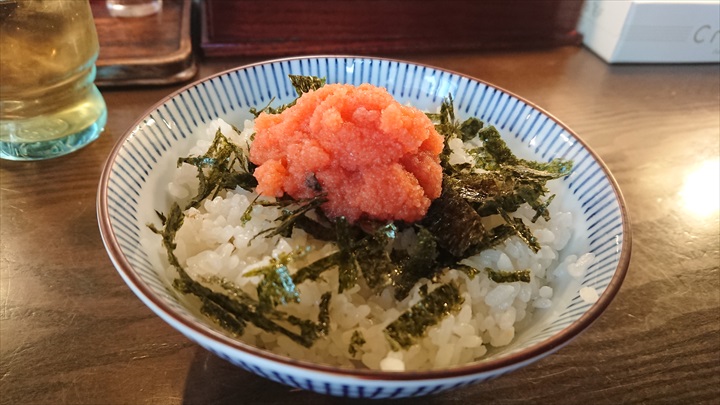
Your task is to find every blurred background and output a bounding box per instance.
[90,0,720,87]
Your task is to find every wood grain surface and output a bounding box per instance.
[1,46,718,405]
[91,0,197,86]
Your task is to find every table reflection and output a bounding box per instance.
[680,158,720,218]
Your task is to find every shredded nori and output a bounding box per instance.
[241,195,260,225]
[292,252,340,285]
[384,283,464,351]
[335,217,359,293]
[355,223,399,292]
[250,75,327,117]
[391,226,441,301]
[485,268,532,283]
[422,178,488,258]
[251,194,327,240]
[348,330,366,356]
[316,292,332,335]
[289,74,326,95]
[150,212,326,347]
[497,208,541,253]
[149,79,574,351]
[426,97,572,255]
[148,119,331,348]
[148,202,185,268]
[244,251,304,311]
[454,264,480,280]
[177,129,257,209]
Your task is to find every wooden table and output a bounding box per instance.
[1,47,718,404]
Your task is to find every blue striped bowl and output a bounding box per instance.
[97,56,631,398]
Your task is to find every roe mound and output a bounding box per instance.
[249,83,444,223]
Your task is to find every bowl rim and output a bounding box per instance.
[97,55,632,380]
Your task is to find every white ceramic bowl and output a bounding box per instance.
[97,56,631,399]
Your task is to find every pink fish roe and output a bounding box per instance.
[249,83,444,223]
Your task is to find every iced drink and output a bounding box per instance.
[0,0,107,160]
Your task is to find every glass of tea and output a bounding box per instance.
[106,0,162,18]
[0,0,107,161]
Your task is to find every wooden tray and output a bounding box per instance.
[200,0,583,57]
[91,0,196,86]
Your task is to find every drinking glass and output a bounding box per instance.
[106,0,161,18]
[0,0,107,161]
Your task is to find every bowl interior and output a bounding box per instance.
[99,56,629,375]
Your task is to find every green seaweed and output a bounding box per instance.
[384,283,464,351]
[244,251,304,311]
[249,98,279,117]
[485,268,532,283]
[424,97,574,257]
[289,74,326,95]
[335,217,359,293]
[151,212,325,347]
[459,117,484,142]
[286,292,331,343]
[427,95,460,170]
[348,330,366,356]
[241,195,260,225]
[178,129,257,209]
[316,292,332,335]
[355,223,399,291]
[250,75,327,116]
[148,203,185,268]
[422,178,488,258]
[148,121,334,347]
[391,227,441,301]
[497,208,541,253]
[292,252,340,285]
[473,125,519,170]
[150,84,574,351]
[454,264,480,280]
[251,194,328,240]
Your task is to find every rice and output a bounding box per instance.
[165,118,596,371]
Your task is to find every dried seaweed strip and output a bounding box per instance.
[485,268,532,283]
[289,74,326,95]
[293,214,336,241]
[384,283,464,351]
[292,252,340,285]
[392,227,441,301]
[252,194,327,240]
[497,208,541,253]
[454,264,480,279]
[348,330,366,356]
[244,251,308,311]
[251,75,327,116]
[148,203,184,268]
[172,254,325,348]
[336,217,359,293]
[316,292,332,335]
[422,179,488,258]
[179,129,257,209]
[355,223,399,291]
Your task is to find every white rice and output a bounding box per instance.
[165,118,596,371]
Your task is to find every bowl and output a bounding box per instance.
[97,56,631,398]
